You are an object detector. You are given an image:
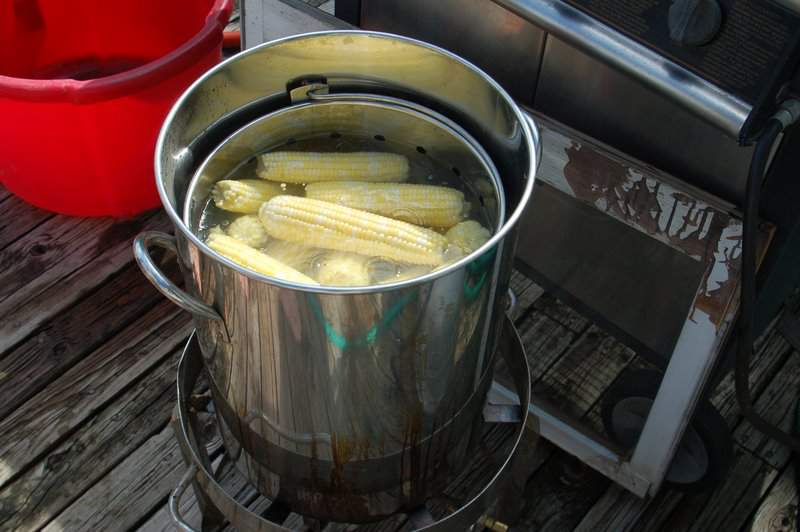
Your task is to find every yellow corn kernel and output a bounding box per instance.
[446,220,492,255]
[206,232,318,285]
[315,253,371,286]
[211,179,284,213]
[226,215,269,248]
[257,152,409,183]
[259,196,447,266]
[305,182,467,228]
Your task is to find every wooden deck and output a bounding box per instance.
[0,179,797,531]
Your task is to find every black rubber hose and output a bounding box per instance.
[735,117,800,453]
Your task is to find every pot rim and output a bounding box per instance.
[155,30,539,295]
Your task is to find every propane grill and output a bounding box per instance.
[329,0,800,498]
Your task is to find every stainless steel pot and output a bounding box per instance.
[134,31,539,522]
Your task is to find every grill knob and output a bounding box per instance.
[668,0,723,46]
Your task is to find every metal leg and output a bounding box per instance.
[171,410,227,531]
[628,311,731,495]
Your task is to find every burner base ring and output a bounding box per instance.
[171,315,533,531]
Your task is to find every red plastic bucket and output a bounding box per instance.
[0,0,233,216]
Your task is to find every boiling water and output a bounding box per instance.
[195,134,499,286]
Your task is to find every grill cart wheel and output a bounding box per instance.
[601,368,733,491]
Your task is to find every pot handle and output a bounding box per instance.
[133,231,222,321]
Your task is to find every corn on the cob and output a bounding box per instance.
[315,252,371,286]
[259,196,447,266]
[226,215,269,248]
[257,152,409,183]
[207,232,318,285]
[305,182,467,228]
[446,220,492,255]
[212,179,284,213]
[263,240,324,273]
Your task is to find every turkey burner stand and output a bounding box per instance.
[169,317,533,532]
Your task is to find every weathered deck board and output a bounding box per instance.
[653,445,779,532]
[0,193,54,251]
[745,462,798,532]
[0,300,190,488]
[139,455,237,532]
[0,213,145,312]
[532,292,592,336]
[734,352,800,469]
[510,269,545,322]
[0,209,169,352]
[571,484,648,532]
[712,323,794,422]
[0,261,178,421]
[0,210,171,353]
[518,309,578,381]
[514,327,637,530]
[42,424,185,532]
[0,348,182,530]
[536,326,636,419]
[519,453,611,532]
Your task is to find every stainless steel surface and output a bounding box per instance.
[132,231,221,321]
[172,318,533,531]
[534,37,754,204]
[489,0,751,138]
[359,0,546,103]
[181,97,507,518]
[146,31,539,522]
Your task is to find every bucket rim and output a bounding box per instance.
[0,0,233,103]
